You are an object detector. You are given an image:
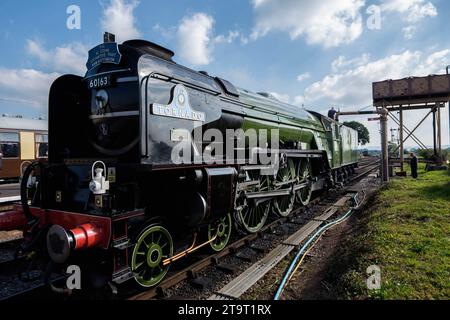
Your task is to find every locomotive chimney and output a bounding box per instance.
[104,32,116,43]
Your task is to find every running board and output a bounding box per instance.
[245,182,309,200]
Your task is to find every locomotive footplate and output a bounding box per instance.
[244,182,309,200]
[282,149,324,158]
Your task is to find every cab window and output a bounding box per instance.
[0,132,20,158]
[36,134,49,158]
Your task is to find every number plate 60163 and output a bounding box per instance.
[88,75,112,89]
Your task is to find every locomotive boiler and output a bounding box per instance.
[1,33,358,290]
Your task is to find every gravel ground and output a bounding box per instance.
[0,271,43,300]
[0,168,380,301]
[0,231,22,244]
[159,178,373,301]
[241,175,381,300]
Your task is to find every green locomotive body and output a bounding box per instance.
[8,36,361,289]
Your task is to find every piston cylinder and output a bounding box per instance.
[70,223,103,250]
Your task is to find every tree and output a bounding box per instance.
[343,121,370,145]
[416,148,435,159]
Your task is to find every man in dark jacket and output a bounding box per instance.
[410,152,418,178]
[328,107,337,120]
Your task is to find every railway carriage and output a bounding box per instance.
[0,117,48,180]
[0,34,358,290]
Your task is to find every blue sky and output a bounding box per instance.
[0,0,449,148]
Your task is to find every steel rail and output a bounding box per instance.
[0,159,379,300]
[129,160,379,300]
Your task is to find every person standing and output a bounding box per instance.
[410,152,418,178]
[328,107,337,120]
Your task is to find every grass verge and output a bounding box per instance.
[331,164,449,299]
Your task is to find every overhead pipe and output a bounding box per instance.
[336,110,378,116]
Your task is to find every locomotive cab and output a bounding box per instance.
[49,40,149,163]
[44,36,177,214]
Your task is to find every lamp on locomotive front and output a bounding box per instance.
[89,161,110,195]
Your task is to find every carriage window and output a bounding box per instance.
[0,132,20,158]
[36,134,49,158]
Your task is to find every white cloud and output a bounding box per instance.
[240,35,249,45]
[378,1,437,40]
[293,95,306,106]
[162,13,243,66]
[304,49,450,106]
[296,72,311,82]
[250,0,365,48]
[422,49,450,70]
[301,49,450,147]
[252,0,267,7]
[26,40,88,75]
[101,0,141,43]
[402,25,417,39]
[380,0,437,23]
[0,68,60,109]
[176,13,215,66]
[331,53,371,72]
[175,13,243,66]
[27,40,51,62]
[214,31,240,44]
[152,24,176,40]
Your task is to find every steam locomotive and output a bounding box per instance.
[1,33,358,290]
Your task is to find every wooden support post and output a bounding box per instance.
[433,106,437,156]
[399,106,404,172]
[437,103,442,158]
[379,108,389,182]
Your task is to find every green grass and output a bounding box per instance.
[337,164,450,299]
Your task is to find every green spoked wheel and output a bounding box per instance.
[131,225,173,287]
[272,158,296,217]
[208,213,232,252]
[297,159,313,206]
[236,172,271,233]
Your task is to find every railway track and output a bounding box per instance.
[129,159,380,300]
[0,198,24,249]
[0,239,22,270]
[209,194,358,300]
[0,238,67,301]
[0,191,54,301]
[0,200,18,214]
[0,158,380,301]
